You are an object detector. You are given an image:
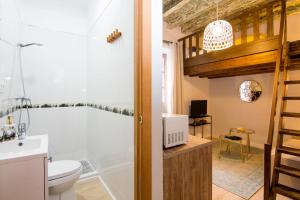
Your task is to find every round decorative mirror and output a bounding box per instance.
[239,80,262,103]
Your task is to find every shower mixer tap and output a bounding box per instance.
[17,123,27,140]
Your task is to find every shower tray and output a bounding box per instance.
[79,159,98,179]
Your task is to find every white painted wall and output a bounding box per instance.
[163,22,185,42]
[210,74,274,147]
[210,70,300,148]
[182,77,210,115]
[279,13,300,42]
[163,22,210,115]
[163,22,210,136]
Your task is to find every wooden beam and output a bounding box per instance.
[207,68,276,79]
[185,37,279,67]
[197,61,300,79]
[196,62,276,78]
[184,50,278,76]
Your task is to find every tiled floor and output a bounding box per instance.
[212,184,291,200]
[75,177,112,200]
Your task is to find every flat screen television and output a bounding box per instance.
[190,100,207,117]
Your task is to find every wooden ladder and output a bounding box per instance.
[265,1,300,199]
[269,40,300,199]
[266,36,300,200]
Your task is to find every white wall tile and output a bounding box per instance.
[86,0,134,198]
[28,107,87,161]
[16,0,89,36]
[87,0,134,107]
[20,25,87,104]
[0,0,21,107]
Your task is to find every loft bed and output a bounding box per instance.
[178,1,300,79]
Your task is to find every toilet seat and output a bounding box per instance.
[48,167,82,188]
[48,160,82,182]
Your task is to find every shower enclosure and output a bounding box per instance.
[0,0,135,199]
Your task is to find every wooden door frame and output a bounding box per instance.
[134,0,152,200]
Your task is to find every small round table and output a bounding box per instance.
[219,128,255,161]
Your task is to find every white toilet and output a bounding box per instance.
[48,160,82,200]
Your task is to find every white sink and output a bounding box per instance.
[0,135,48,163]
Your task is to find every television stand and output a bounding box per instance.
[189,115,212,139]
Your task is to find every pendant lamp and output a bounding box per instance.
[203,3,233,51]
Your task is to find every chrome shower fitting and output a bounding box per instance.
[18,43,43,48]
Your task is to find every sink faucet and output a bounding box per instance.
[0,126,17,142]
[17,123,27,140]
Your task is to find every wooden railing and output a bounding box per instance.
[178,1,280,62]
[264,0,287,199]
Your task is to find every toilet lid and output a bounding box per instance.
[48,160,82,181]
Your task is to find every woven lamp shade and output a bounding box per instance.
[203,20,233,51]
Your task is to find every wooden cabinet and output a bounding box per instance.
[163,136,212,200]
[0,156,48,200]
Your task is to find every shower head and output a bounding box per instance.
[18,43,43,48]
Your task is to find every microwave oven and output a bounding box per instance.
[162,113,188,148]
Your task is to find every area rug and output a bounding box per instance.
[212,141,264,199]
